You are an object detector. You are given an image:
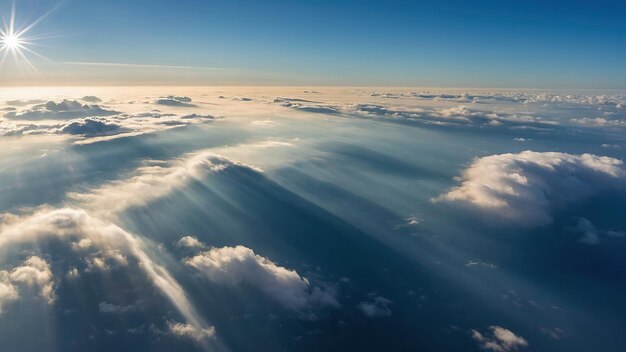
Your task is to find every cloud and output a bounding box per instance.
[407,91,625,108]
[540,327,567,340]
[570,218,625,244]
[0,118,125,138]
[570,117,625,127]
[167,321,216,341]
[179,113,216,120]
[84,249,129,272]
[59,117,125,136]
[348,104,552,127]
[176,236,206,250]
[273,98,554,127]
[573,218,600,244]
[0,273,18,313]
[0,256,55,312]
[436,151,625,226]
[358,295,392,318]
[70,151,261,217]
[273,97,339,114]
[155,96,196,107]
[471,326,528,352]
[0,121,50,136]
[4,99,47,107]
[465,260,498,269]
[183,244,339,315]
[0,208,211,333]
[99,301,138,314]
[8,256,56,304]
[4,100,118,120]
[81,96,102,103]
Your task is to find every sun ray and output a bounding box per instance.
[0,0,56,74]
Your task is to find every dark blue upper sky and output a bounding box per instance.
[2,0,626,87]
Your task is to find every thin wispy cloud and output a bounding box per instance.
[62,61,234,71]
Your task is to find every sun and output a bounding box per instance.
[1,32,22,50]
[0,1,53,73]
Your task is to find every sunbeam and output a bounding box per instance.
[0,1,53,73]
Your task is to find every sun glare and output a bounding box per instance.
[1,32,21,50]
[0,1,52,72]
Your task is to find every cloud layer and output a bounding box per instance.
[5,100,118,120]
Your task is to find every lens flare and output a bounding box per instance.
[1,32,22,50]
[0,1,54,73]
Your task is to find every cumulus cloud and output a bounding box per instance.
[358,295,392,318]
[183,244,339,315]
[8,256,56,304]
[155,96,196,107]
[176,236,205,249]
[5,100,118,120]
[471,326,528,352]
[0,208,211,333]
[436,151,626,226]
[167,321,216,341]
[59,117,125,136]
[0,256,55,312]
[84,249,129,272]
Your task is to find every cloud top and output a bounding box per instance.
[5,100,118,120]
[184,244,339,316]
[437,151,625,225]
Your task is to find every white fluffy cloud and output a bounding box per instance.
[0,256,55,312]
[0,208,211,333]
[436,151,625,225]
[167,321,216,341]
[176,236,206,249]
[8,256,56,304]
[183,244,339,314]
[471,326,528,352]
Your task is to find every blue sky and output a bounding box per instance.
[2,0,626,87]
